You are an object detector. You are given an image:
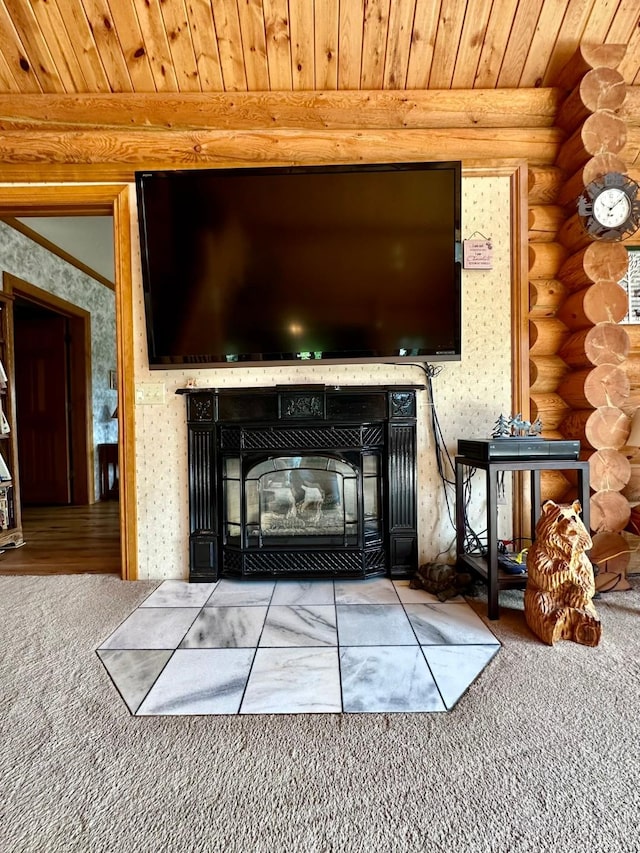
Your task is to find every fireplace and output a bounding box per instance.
[178,385,420,582]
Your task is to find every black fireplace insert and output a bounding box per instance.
[177,385,420,582]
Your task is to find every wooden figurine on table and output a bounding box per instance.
[524,500,602,647]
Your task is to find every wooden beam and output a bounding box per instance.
[0,88,565,131]
[0,127,564,182]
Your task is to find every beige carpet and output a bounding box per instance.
[1,573,639,853]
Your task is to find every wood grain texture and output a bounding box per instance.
[0,3,635,95]
[0,88,564,131]
[0,502,120,574]
[0,127,564,177]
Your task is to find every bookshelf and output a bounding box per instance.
[0,293,23,548]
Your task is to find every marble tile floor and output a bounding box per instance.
[96,577,500,716]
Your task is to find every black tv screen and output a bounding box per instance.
[135,161,462,367]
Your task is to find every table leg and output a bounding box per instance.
[486,466,499,620]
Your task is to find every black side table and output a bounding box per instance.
[455,455,590,620]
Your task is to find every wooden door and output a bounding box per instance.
[14,308,71,504]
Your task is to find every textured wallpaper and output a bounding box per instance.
[0,221,117,497]
[130,176,513,580]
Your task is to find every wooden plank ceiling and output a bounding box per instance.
[0,1,638,181]
[0,0,638,95]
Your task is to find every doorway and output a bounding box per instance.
[0,183,138,581]
[0,241,121,575]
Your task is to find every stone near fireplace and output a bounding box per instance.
[177,385,421,582]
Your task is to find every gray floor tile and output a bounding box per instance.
[139,580,217,608]
[340,646,446,713]
[405,601,500,645]
[423,644,500,709]
[180,606,268,648]
[260,605,337,647]
[97,649,173,714]
[136,648,255,715]
[271,579,335,605]
[334,577,400,604]
[98,607,200,650]
[206,579,276,606]
[336,604,417,646]
[240,647,341,714]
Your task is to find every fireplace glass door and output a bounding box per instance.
[223,454,381,549]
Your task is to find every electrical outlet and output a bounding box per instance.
[135,383,165,405]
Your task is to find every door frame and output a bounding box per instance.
[5,272,93,505]
[0,185,136,580]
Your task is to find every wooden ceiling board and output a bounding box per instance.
[4,0,65,92]
[25,0,90,93]
[314,0,339,90]
[291,0,315,89]
[605,0,640,44]
[360,0,391,90]
[619,26,640,85]
[158,0,202,92]
[0,1,637,110]
[518,0,571,88]
[184,0,225,91]
[0,48,19,93]
[49,0,111,93]
[404,0,442,89]
[473,0,520,88]
[450,0,494,89]
[80,0,135,92]
[382,0,415,89]
[237,0,270,91]
[104,0,162,92]
[132,0,181,92]
[539,0,599,86]
[580,0,619,43]
[211,0,248,91]
[429,0,468,89]
[0,4,44,93]
[496,0,545,88]
[337,0,364,90]
[263,0,293,91]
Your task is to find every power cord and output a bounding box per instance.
[413,362,486,554]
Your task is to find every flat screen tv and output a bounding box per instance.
[135,161,462,368]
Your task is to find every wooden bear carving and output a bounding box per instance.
[524,500,602,647]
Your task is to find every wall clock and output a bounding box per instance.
[577,172,640,241]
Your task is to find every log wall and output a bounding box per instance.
[529,44,633,590]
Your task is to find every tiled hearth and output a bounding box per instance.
[97,577,500,716]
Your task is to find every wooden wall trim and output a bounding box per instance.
[0,185,137,581]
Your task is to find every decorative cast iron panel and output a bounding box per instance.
[281,393,324,419]
[189,395,214,423]
[391,391,416,418]
[238,549,383,576]
[226,425,384,451]
[389,425,416,529]
[189,429,215,531]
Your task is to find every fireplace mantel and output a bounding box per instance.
[177,385,421,583]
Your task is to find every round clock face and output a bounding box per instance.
[578,172,640,241]
[592,187,632,228]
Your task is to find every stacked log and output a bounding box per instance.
[528,44,632,589]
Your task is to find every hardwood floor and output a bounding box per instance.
[0,501,121,575]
